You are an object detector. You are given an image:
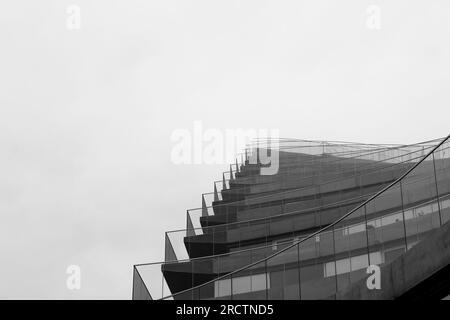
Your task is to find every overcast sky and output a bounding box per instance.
[0,0,449,299]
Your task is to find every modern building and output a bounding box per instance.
[133,135,450,300]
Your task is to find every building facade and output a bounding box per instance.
[133,136,450,300]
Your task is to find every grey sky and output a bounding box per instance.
[0,0,449,299]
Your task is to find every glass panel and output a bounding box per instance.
[266,245,299,300]
[366,184,403,267]
[230,261,268,300]
[284,265,300,300]
[434,142,450,224]
[335,207,370,293]
[298,235,333,300]
[199,280,215,300]
[132,267,152,300]
[214,277,231,300]
[401,158,439,249]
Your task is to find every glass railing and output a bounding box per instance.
[192,140,438,225]
[229,140,409,185]
[203,140,438,209]
[135,227,317,300]
[220,145,388,191]
[154,135,450,300]
[167,193,372,261]
[169,154,427,262]
[132,136,449,300]
[182,144,436,256]
[244,139,400,157]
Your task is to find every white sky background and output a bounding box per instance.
[0,0,449,299]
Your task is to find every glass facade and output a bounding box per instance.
[133,137,450,300]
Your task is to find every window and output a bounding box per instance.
[323,252,382,277]
[215,278,231,298]
[343,223,366,236]
[214,273,270,298]
[381,213,402,225]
